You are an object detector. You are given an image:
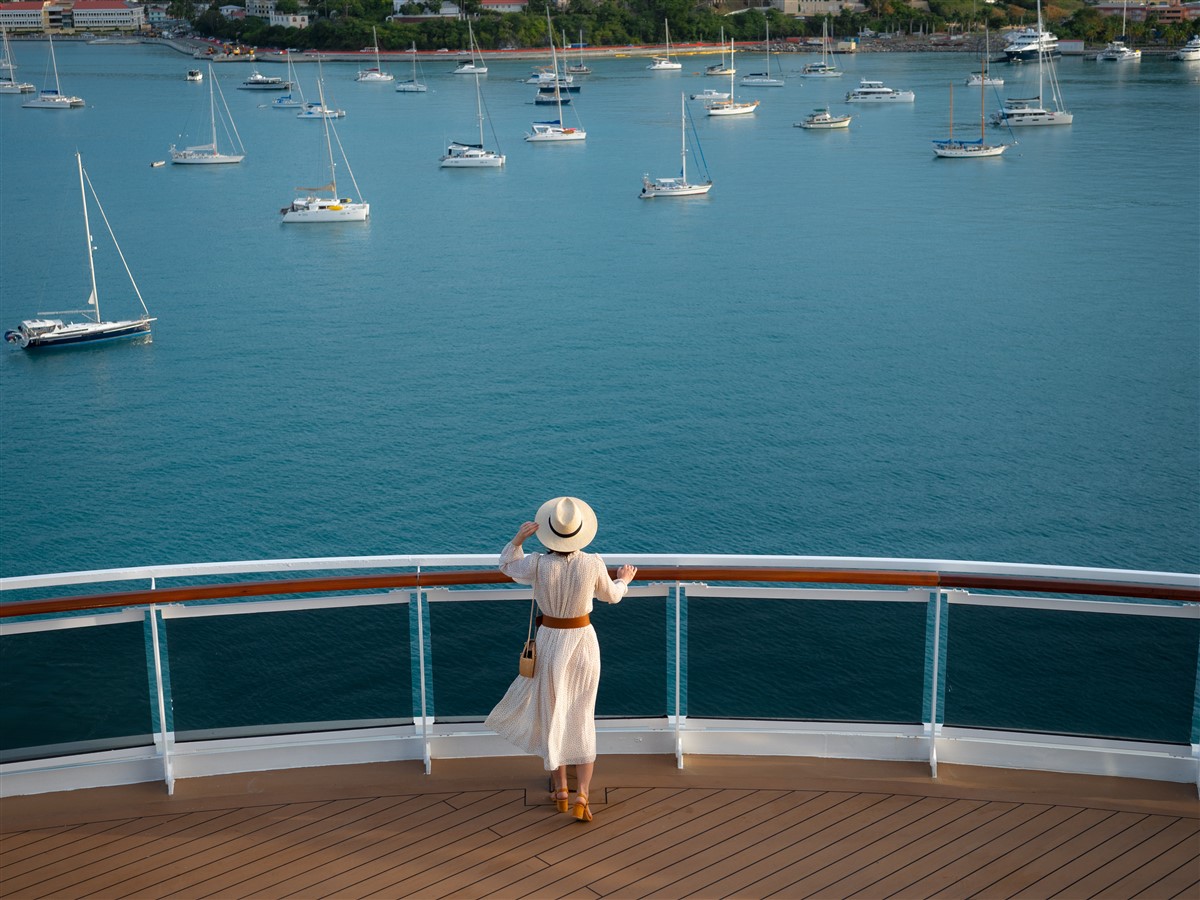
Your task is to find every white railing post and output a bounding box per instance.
[147,604,174,794]
[928,589,944,779]
[414,568,431,774]
[674,582,683,769]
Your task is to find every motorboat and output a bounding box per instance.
[1000,27,1059,62]
[845,79,914,102]
[5,153,154,350]
[1096,41,1141,61]
[239,70,289,90]
[185,69,203,82]
[1171,35,1200,60]
[795,106,851,129]
[690,89,730,102]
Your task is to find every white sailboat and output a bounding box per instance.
[526,14,586,142]
[0,24,35,93]
[640,92,712,198]
[441,73,504,167]
[297,61,344,117]
[741,21,784,86]
[647,20,682,70]
[452,22,488,75]
[565,30,591,75]
[170,64,245,164]
[933,81,1007,158]
[5,152,154,350]
[706,39,758,116]
[801,18,842,77]
[705,27,734,76]
[268,52,305,107]
[395,42,427,92]
[22,34,83,108]
[966,27,1003,86]
[356,28,394,81]
[281,82,369,222]
[992,0,1072,127]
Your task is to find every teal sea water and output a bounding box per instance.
[1,42,1197,750]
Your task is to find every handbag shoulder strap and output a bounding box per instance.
[525,555,540,643]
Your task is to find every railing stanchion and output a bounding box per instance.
[675,582,683,769]
[414,567,432,774]
[148,604,174,794]
[924,588,947,779]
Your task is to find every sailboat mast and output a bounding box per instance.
[318,80,338,195]
[77,152,100,322]
[548,11,563,118]
[50,33,61,93]
[208,74,217,150]
[679,92,687,182]
[475,72,485,147]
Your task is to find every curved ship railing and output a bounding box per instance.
[2,555,1197,797]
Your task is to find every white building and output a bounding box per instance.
[269,10,308,26]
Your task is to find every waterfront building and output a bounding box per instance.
[0,0,145,33]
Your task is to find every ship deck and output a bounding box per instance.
[2,755,1196,899]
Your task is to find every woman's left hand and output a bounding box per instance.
[617,564,637,583]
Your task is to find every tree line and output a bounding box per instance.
[181,0,1200,52]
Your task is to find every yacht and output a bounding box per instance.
[647,19,682,70]
[845,79,914,102]
[239,70,289,90]
[1001,27,1059,62]
[795,106,852,129]
[966,71,1003,87]
[1096,40,1141,61]
[355,28,393,82]
[1172,34,1200,60]
[296,100,345,119]
[185,68,203,82]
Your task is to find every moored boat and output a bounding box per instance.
[1171,34,1200,60]
[238,70,289,90]
[845,79,914,102]
[795,106,852,129]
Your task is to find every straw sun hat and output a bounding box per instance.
[535,496,598,552]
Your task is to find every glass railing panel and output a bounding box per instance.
[944,604,1199,743]
[167,604,411,737]
[687,597,927,721]
[0,621,150,760]
[427,597,667,719]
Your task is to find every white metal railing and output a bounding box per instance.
[1,555,1197,798]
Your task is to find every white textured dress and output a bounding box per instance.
[485,541,627,770]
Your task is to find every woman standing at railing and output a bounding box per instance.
[486,496,637,823]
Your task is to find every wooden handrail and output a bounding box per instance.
[1,567,1196,619]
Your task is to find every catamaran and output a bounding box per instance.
[22,34,83,108]
[0,23,34,93]
[992,0,1072,127]
[647,19,682,70]
[441,73,504,167]
[395,42,427,92]
[451,22,487,75]
[170,64,245,164]
[5,153,154,350]
[356,28,394,81]
[280,81,369,222]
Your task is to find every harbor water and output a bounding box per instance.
[1,42,1197,753]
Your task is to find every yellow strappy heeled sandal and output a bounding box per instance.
[552,788,570,813]
[572,792,592,823]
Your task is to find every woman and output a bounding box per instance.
[485,496,636,823]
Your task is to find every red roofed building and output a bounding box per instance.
[0,0,145,32]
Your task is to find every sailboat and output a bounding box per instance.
[801,18,842,77]
[395,42,427,92]
[297,61,345,117]
[706,39,758,116]
[640,93,712,198]
[452,21,487,75]
[22,34,84,108]
[966,27,1003,86]
[280,81,369,222]
[170,64,245,164]
[0,24,34,93]
[992,0,1072,127]
[526,14,586,142]
[441,73,504,167]
[1097,0,1141,61]
[705,27,734,76]
[933,81,1007,158]
[356,28,394,81]
[565,30,590,75]
[741,21,784,86]
[269,51,305,107]
[647,20,682,70]
[5,153,154,350]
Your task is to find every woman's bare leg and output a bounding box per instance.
[554,765,569,793]
[575,762,593,799]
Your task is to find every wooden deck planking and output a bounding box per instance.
[2,756,1196,900]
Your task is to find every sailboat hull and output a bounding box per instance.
[706,100,758,116]
[170,147,244,164]
[933,142,1007,158]
[5,318,153,350]
[440,152,504,168]
[639,178,712,198]
[281,199,369,222]
[395,81,427,92]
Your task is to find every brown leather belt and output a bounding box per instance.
[538,614,591,629]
